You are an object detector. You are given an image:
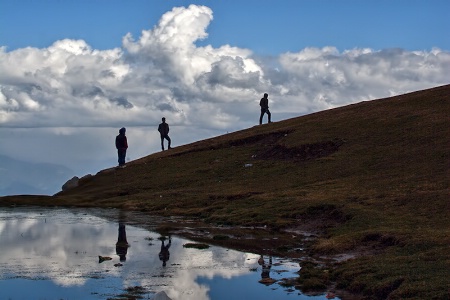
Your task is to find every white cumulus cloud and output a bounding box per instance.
[0,5,449,181]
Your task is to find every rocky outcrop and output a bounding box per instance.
[61,174,93,192]
[61,176,79,191]
[79,174,93,182]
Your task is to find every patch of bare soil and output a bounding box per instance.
[227,130,294,147]
[166,130,295,157]
[257,138,345,161]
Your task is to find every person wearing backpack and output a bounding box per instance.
[115,127,128,168]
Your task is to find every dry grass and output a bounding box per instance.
[2,84,449,299]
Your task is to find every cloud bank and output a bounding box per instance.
[1,5,449,178]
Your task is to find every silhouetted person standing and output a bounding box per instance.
[259,93,272,125]
[115,127,128,168]
[158,117,172,151]
[159,237,171,267]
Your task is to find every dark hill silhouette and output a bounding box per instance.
[1,84,449,299]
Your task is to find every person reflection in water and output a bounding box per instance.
[258,255,274,284]
[116,222,129,262]
[159,236,172,267]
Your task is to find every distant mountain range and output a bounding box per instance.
[0,155,74,196]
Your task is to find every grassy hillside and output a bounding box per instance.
[2,84,449,299]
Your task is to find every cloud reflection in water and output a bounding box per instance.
[0,207,335,300]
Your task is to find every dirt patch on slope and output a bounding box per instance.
[257,138,345,161]
[227,130,294,147]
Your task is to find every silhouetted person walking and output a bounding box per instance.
[115,127,128,168]
[159,237,171,267]
[158,117,171,151]
[259,93,272,125]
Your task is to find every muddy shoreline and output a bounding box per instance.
[86,207,363,300]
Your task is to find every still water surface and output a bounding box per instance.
[0,207,338,300]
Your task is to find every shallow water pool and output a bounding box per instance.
[0,207,338,300]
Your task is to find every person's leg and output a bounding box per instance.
[166,135,171,149]
[259,109,265,125]
[267,109,271,123]
[160,136,165,150]
[118,149,126,166]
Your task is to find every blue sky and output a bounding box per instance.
[1,0,449,54]
[0,1,449,195]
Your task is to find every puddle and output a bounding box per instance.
[0,207,339,300]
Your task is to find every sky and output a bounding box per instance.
[1,0,449,185]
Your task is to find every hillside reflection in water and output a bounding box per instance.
[0,207,337,300]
